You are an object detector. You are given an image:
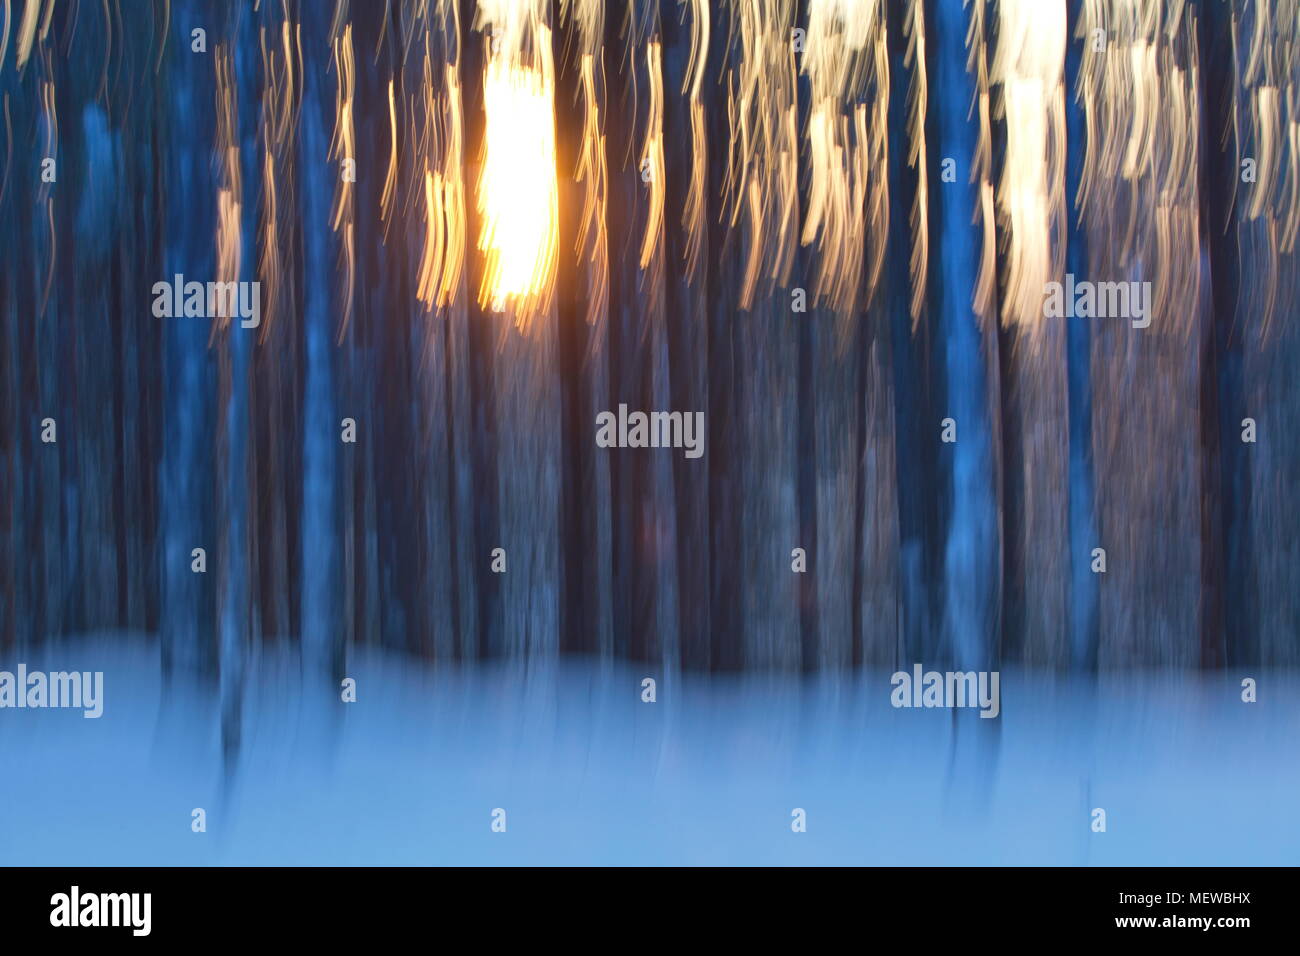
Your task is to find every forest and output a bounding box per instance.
[0,0,1296,697]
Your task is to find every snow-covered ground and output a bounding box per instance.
[1,634,1295,865]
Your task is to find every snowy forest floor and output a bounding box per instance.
[0,634,1295,865]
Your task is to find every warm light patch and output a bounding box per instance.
[476,21,559,327]
[991,0,1067,331]
[801,0,889,337]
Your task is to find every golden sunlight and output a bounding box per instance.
[476,16,559,327]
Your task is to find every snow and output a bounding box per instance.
[1,634,1295,865]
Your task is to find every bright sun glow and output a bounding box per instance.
[477,23,559,326]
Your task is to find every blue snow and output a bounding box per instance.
[0,635,1295,866]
